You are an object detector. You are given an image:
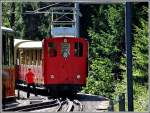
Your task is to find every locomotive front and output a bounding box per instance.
[42,37,88,95]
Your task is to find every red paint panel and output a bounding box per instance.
[43,37,88,86]
[2,66,16,97]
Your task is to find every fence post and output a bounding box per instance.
[17,85,20,99]
[108,99,114,111]
[119,93,125,111]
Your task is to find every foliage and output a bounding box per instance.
[132,4,148,111]
[82,3,148,112]
[2,2,11,27]
[2,2,51,40]
[82,4,125,99]
[82,58,115,98]
[133,82,148,111]
[133,18,148,79]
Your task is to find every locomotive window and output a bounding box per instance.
[61,43,70,58]
[74,42,83,57]
[48,42,57,57]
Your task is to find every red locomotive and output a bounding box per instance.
[15,37,88,94]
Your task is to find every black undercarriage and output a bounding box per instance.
[17,80,84,97]
[45,84,83,97]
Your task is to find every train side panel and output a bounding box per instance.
[2,66,16,100]
[18,64,43,85]
[16,48,44,85]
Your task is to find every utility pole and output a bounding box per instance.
[125,2,134,111]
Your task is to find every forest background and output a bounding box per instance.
[2,2,148,111]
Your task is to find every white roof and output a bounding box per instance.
[14,39,42,48]
[14,39,31,47]
[1,26,14,32]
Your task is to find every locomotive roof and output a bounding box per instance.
[14,39,42,48]
[1,26,14,32]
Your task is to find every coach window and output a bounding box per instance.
[2,33,7,65]
[5,34,9,65]
[35,50,38,65]
[61,43,70,58]
[29,50,33,65]
[21,49,25,64]
[74,42,83,57]
[26,49,30,65]
[2,33,5,64]
[39,49,42,64]
[32,49,34,65]
[9,35,14,65]
[48,42,57,57]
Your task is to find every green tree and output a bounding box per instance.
[2,2,51,40]
[132,4,148,111]
[82,4,125,98]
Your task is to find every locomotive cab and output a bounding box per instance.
[43,37,88,95]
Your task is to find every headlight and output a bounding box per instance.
[50,75,55,79]
[77,75,81,79]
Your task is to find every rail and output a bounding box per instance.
[73,99,83,111]
[3,99,58,112]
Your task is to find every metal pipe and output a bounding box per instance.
[119,93,125,111]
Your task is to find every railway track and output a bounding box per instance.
[3,98,83,112]
[56,98,83,112]
[73,99,83,111]
[3,99,58,112]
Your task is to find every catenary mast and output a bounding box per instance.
[50,3,80,38]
